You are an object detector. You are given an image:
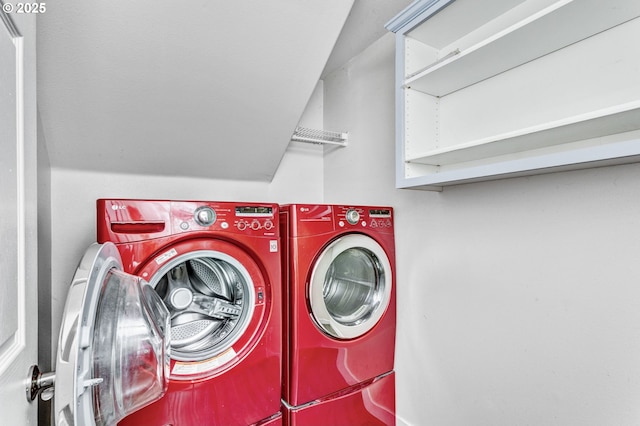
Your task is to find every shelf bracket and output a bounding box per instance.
[291,126,348,147]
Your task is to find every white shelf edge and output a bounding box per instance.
[406,101,640,166]
[404,0,640,96]
[385,0,455,34]
[398,137,640,190]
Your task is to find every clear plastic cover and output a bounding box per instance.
[91,269,170,425]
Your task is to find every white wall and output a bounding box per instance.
[323,33,640,426]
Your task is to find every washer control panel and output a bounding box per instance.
[175,203,277,235]
[97,199,279,243]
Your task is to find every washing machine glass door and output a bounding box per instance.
[309,234,392,339]
[54,242,170,426]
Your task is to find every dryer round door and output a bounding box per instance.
[309,234,392,339]
[54,242,170,426]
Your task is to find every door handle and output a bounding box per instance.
[26,365,55,402]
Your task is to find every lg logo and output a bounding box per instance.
[111,205,127,211]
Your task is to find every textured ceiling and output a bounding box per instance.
[36,0,411,181]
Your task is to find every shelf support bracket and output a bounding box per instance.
[291,127,348,147]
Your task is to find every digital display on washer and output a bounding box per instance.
[369,209,391,217]
[235,206,273,217]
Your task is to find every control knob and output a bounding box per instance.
[345,209,360,225]
[194,206,216,227]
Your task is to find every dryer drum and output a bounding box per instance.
[322,247,384,326]
[152,253,254,362]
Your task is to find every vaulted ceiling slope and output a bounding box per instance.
[37,1,354,181]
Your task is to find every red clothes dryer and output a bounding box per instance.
[280,204,396,425]
[97,199,282,426]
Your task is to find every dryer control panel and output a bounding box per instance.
[286,204,394,237]
[97,199,279,243]
[335,206,393,230]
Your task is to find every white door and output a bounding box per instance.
[0,8,38,425]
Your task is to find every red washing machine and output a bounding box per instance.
[280,204,396,425]
[97,199,282,426]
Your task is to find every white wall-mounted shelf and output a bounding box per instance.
[408,101,640,166]
[386,0,640,190]
[406,0,640,96]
